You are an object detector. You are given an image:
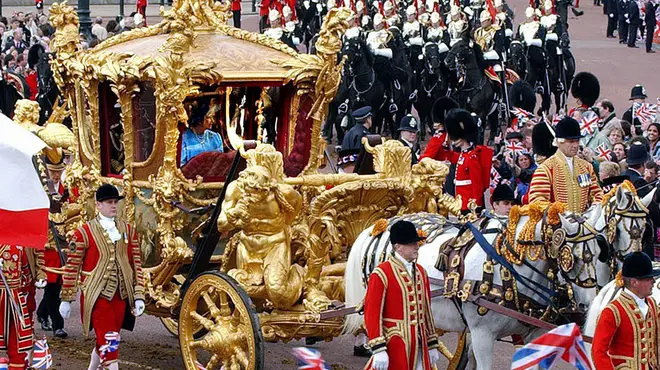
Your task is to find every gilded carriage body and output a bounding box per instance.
[46,1,459,368]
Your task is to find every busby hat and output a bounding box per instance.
[532,121,557,157]
[491,184,516,204]
[626,143,649,166]
[571,72,600,107]
[390,220,426,245]
[352,106,372,122]
[28,44,45,69]
[509,80,537,113]
[445,108,477,142]
[96,184,124,202]
[622,251,660,279]
[432,97,459,125]
[398,114,419,132]
[555,117,583,139]
[629,84,647,100]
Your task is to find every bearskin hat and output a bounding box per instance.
[28,44,45,69]
[571,72,600,107]
[532,120,557,157]
[432,96,460,125]
[445,108,477,142]
[509,80,536,113]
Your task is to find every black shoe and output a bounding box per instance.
[607,35,616,38]
[54,329,68,338]
[628,45,639,48]
[353,345,372,358]
[38,317,52,331]
[305,336,324,345]
[619,40,626,44]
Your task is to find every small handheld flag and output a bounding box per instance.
[595,144,612,160]
[511,323,592,370]
[32,336,53,369]
[292,347,330,370]
[579,111,599,136]
[506,141,525,156]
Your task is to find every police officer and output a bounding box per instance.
[618,0,629,44]
[622,84,648,133]
[605,0,618,38]
[627,0,641,47]
[339,106,373,170]
[398,114,421,164]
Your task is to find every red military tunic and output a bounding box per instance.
[421,132,493,211]
[364,256,439,370]
[0,245,34,370]
[592,291,660,370]
[62,219,144,361]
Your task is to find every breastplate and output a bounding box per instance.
[427,27,444,42]
[520,22,539,43]
[403,21,420,37]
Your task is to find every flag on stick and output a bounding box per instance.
[511,323,592,370]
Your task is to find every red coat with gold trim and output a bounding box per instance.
[592,291,660,370]
[421,133,493,210]
[0,245,34,354]
[364,257,439,370]
[62,219,145,335]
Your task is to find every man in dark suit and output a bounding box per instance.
[397,114,421,165]
[628,0,642,47]
[622,142,651,197]
[605,0,619,37]
[618,0,629,43]
[645,0,657,52]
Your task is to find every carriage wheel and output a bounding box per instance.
[159,275,206,338]
[446,331,470,370]
[160,317,180,337]
[179,272,264,370]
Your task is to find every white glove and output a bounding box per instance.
[505,28,513,37]
[429,348,441,364]
[371,351,389,370]
[133,299,145,316]
[374,48,393,58]
[410,36,424,46]
[292,36,301,46]
[59,301,71,319]
[35,279,47,289]
[316,3,323,12]
[626,19,630,23]
[304,0,310,9]
[609,13,614,17]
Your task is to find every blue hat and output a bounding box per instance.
[627,143,649,166]
[352,106,372,122]
[398,114,418,132]
[555,117,583,140]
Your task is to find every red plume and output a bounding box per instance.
[454,0,460,7]
[350,0,356,12]
[379,1,385,16]
[486,0,497,22]
[528,0,534,8]
[433,2,440,13]
[289,0,297,21]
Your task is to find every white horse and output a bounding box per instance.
[594,184,656,285]
[345,205,603,370]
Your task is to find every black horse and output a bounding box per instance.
[506,40,528,80]
[298,1,323,53]
[413,43,450,140]
[34,52,60,125]
[384,27,414,137]
[337,36,386,134]
[444,39,498,144]
[545,33,576,113]
[0,71,28,117]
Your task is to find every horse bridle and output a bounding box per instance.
[557,217,600,289]
[604,192,648,262]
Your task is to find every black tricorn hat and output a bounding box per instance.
[491,183,516,204]
[532,121,557,157]
[622,251,660,279]
[96,184,125,202]
[629,84,647,100]
[445,108,477,142]
[509,80,537,113]
[432,96,460,125]
[555,117,583,139]
[390,220,426,245]
[27,44,45,69]
[571,72,600,107]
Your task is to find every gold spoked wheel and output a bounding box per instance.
[160,317,180,337]
[179,272,264,370]
[160,275,206,338]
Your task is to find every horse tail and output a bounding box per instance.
[584,280,616,336]
[342,226,373,335]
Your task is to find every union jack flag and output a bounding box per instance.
[506,141,525,155]
[0,357,9,370]
[580,111,599,136]
[99,331,121,363]
[31,336,52,369]
[595,143,612,160]
[511,107,534,127]
[490,166,502,189]
[633,102,658,126]
[511,323,592,370]
[292,347,330,370]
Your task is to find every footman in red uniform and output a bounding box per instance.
[592,251,660,370]
[364,220,441,370]
[59,184,145,370]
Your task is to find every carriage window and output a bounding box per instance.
[133,82,156,162]
[98,82,125,176]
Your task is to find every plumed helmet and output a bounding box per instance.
[357,0,365,11]
[406,4,417,15]
[479,9,492,22]
[283,5,292,17]
[525,6,534,18]
[532,121,557,157]
[445,108,478,142]
[535,8,542,17]
[494,0,503,7]
[430,11,441,24]
[384,0,393,10]
[509,80,537,113]
[432,96,460,125]
[419,12,430,24]
[269,8,281,22]
[328,0,337,9]
[544,0,553,11]
[450,4,461,16]
[374,13,384,25]
[571,72,600,107]
[28,44,45,69]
